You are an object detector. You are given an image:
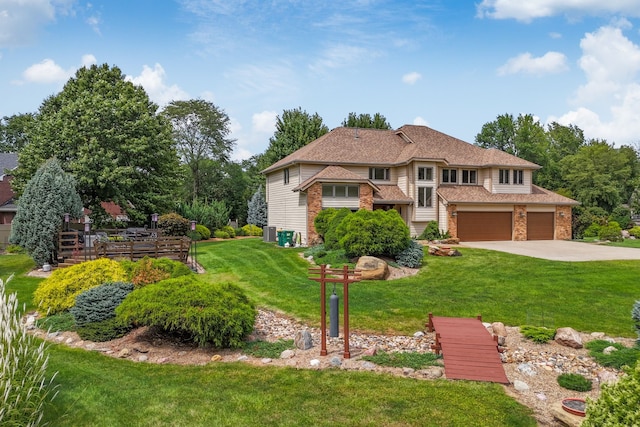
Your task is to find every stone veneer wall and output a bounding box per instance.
[447,204,458,238]
[306,182,323,245]
[513,205,527,241]
[555,206,572,240]
[359,184,373,210]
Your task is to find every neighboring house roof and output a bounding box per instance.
[262,125,539,174]
[0,153,18,179]
[293,165,378,192]
[437,185,579,206]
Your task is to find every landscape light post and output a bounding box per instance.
[151,213,158,237]
[64,213,70,231]
[190,220,197,272]
[83,220,90,261]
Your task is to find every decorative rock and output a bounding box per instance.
[237,355,249,362]
[413,331,425,338]
[294,330,313,350]
[65,337,74,344]
[517,363,537,376]
[603,346,618,355]
[598,370,618,385]
[550,401,583,427]
[402,367,415,375]
[419,366,444,379]
[590,332,605,339]
[491,322,507,338]
[355,256,389,280]
[555,327,583,349]
[362,346,377,356]
[536,393,547,401]
[210,355,223,362]
[513,380,530,392]
[309,359,321,367]
[261,358,272,364]
[280,349,295,359]
[360,361,377,370]
[330,357,342,367]
[25,315,36,330]
[117,348,131,358]
[138,355,148,362]
[157,357,171,364]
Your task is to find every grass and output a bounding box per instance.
[362,351,442,369]
[199,239,640,337]
[43,345,535,427]
[0,253,39,311]
[584,340,640,369]
[242,339,295,358]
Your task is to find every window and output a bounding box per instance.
[322,184,359,198]
[418,167,433,181]
[442,169,457,183]
[499,169,509,184]
[369,167,390,180]
[283,168,290,184]
[462,169,477,184]
[513,169,524,185]
[418,187,433,207]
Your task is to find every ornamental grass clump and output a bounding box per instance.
[520,325,556,344]
[1,277,57,426]
[116,276,256,347]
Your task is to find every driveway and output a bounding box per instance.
[460,240,640,261]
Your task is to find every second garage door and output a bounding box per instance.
[457,212,512,241]
[527,212,554,240]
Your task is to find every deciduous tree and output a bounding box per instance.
[341,112,392,129]
[0,113,34,153]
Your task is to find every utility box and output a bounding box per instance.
[277,230,295,247]
[263,226,277,242]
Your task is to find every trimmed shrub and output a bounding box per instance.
[583,223,601,238]
[33,258,127,315]
[337,209,410,258]
[598,222,623,242]
[314,208,338,239]
[36,311,76,332]
[76,317,132,342]
[584,360,640,426]
[70,281,134,326]
[629,226,640,238]
[610,206,633,230]
[221,225,236,238]
[557,373,592,392]
[195,224,211,240]
[214,230,230,239]
[116,276,256,348]
[520,325,556,343]
[1,278,57,427]
[158,213,190,236]
[241,224,263,236]
[121,257,192,288]
[395,240,424,268]
[323,208,352,250]
[418,220,442,241]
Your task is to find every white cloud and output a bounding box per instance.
[225,62,296,97]
[252,111,277,134]
[200,90,215,102]
[477,0,640,22]
[548,25,640,145]
[86,15,101,35]
[309,44,378,73]
[21,54,96,84]
[0,0,56,47]
[126,64,189,106]
[402,72,422,85]
[497,52,568,76]
[413,116,429,126]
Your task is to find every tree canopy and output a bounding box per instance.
[11,64,180,225]
[0,113,34,153]
[341,112,392,129]
[161,99,235,202]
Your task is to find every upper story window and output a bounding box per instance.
[322,184,359,198]
[461,169,477,184]
[442,169,457,184]
[498,169,509,184]
[513,169,524,185]
[369,167,390,181]
[417,187,433,207]
[418,167,433,181]
[283,168,290,184]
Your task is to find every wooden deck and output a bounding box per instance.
[426,313,510,384]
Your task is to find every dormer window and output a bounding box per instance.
[442,169,457,184]
[461,169,477,184]
[513,169,524,185]
[369,167,390,180]
[499,169,509,184]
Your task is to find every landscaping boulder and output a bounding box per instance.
[428,245,461,257]
[554,327,583,349]
[295,329,313,350]
[355,256,389,280]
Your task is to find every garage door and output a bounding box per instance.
[527,212,554,240]
[457,212,512,241]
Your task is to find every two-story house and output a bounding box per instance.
[262,125,578,245]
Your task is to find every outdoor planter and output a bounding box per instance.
[561,398,586,417]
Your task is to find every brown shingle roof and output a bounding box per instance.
[374,185,413,203]
[262,125,540,174]
[437,185,579,206]
[293,165,375,192]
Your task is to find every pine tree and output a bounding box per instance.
[247,188,267,227]
[9,158,83,266]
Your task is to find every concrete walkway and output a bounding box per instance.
[460,240,640,262]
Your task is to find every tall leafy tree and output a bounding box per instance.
[161,100,235,202]
[257,107,329,171]
[11,64,180,225]
[0,113,34,153]
[537,122,586,190]
[9,158,83,266]
[475,113,517,154]
[341,112,392,129]
[475,113,547,162]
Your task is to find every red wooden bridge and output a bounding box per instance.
[426,313,509,384]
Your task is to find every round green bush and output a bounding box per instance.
[76,317,133,342]
[337,209,410,258]
[314,208,338,238]
[323,208,352,250]
[598,222,623,242]
[395,240,424,268]
[214,230,230,239]
[557,373,592,392]
[115,276,256,348]
[520,325,556,343]
[195,224,211,240]
[158,213,190,236]
[584,361,640,426]
[241,224,263,236]
[221,225,236,237]
[70,281,134,326]
[418,220,442,241]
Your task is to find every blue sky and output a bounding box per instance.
[1,1,639,160]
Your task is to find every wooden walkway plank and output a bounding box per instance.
[427,313,509,384]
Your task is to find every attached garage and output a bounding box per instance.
[457,212,512,241]
[527,212,554,240]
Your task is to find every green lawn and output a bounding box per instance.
[200,238,640,337]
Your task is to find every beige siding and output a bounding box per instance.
[266,167,309,244]
[396,165,409,196]
[491,168,533,194]
[323,198,360,209]
[438,200,449,232]
[300,164,326,181]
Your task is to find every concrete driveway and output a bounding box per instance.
[460,240,640,261]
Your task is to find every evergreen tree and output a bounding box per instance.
[247,188,267,227]
[10,158,83,266]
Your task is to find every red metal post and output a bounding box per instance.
[319,264,327,356]
[342,265,350,359]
